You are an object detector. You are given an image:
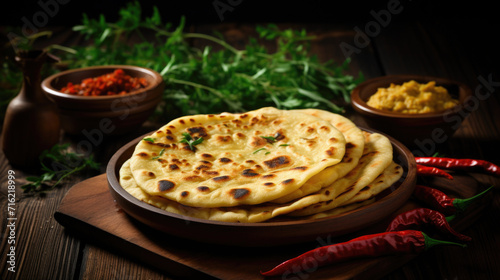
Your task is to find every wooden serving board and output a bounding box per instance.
[54,173,491,280]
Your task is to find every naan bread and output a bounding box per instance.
[119,107,405,223]
[306,199,376,220]
[337,161,403,207]
[120,159,319,222]
[120,130,397,223]
[288,131,393,217]
[301,161,402,219]
[271,109,365,203]
[128,107,346,208]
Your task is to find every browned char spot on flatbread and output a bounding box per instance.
[197,186,210,192]
[264,156,291,169]
[281,179,294,185]
[292,166,308,171]
[230,188,250,199]
[158,180,175,192]
[212,175,231,182]
[242,169,260,177]
[219,157,232,163]
[187,126,208,138]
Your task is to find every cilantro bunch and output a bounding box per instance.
[54,1,362,122]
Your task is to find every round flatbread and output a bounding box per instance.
[337,161,403,207]
[288,131,394,217]
[300,161,402,220]
[120,130,396,223]
[271,109,365,203]
[306,198,376,220]
[128,107,346,208]
[120,159,319,223]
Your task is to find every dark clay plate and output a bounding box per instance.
[106,127,417,247]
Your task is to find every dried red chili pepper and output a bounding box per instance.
[412,185,494,215]
[416,157,500,176]
[260,230,465,277]
[60,69,148,96]
[417,164,453,180]
[386,208,471,242]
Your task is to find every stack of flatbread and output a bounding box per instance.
[119,107,404,223]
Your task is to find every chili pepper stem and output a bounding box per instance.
[453,186,494,212]
[445,214,456,223]
[422,232,466,249]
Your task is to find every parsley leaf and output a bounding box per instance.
[180,133,204,151]
[152,148,165,160]
[253,148,268,154]
[45,1,363,122]
[260,136,277,144]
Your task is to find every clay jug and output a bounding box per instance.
[1,50,61,170]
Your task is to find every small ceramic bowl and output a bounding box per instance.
[351,75,473,150]
[42,65,165,135]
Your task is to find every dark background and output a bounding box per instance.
[1,0,496,26]
[1,0,498,71]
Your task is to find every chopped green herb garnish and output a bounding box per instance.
[260,136,277,144]
[253,148,268,154]
[152,148,165,160]
[180,133,204,151]
[143,137,155,143]
[254,143,289,155]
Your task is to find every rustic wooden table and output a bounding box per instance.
[1,10,499,280]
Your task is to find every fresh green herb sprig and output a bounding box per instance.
[152,148,165,160]
[260,135,278,144]
[50,1,362,122]
[253,147,268,154]
[21,144,100,194]
[254,135,290,154]
[260,134,289,146]
[180,133,204,151]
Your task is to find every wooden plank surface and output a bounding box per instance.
[53,171,491,280]
[0,149,83,280]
